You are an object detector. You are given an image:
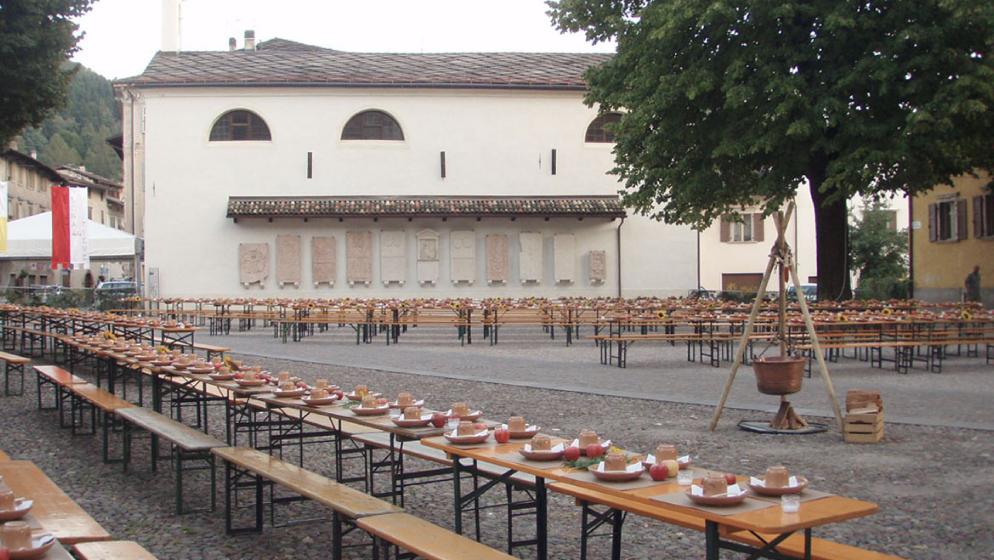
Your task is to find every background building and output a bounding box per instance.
[115,34,698,299]
[1,147,63,221]
[911,172,993,305]
[57,166,127,231]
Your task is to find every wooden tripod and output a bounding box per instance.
[708,202,844,431]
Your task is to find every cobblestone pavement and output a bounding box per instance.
[214,324,994,430]
[0,346,991,559]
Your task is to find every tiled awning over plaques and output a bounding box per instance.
[226,196,626,220]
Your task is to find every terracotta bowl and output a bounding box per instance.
[188,366,215,374]
[686,489,749,507]
[391,415,432,428]
[446,410,483,421]
[352,405,390,416]
[209,373,235,381]
[444,432,490,445]
[301,395,339,407]
[272,388,306,398]
[235,379,266,387]
[588,465,644,482]
[749,475,808,496]
[518,447,565,461]
[0,498,32,521]
[9,534,55,560]
[508,425,541,439]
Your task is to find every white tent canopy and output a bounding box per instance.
[0,212,135,259]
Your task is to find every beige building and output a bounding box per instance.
[1,147,63,221]
[57,166,127,230]
[911,172,993,305]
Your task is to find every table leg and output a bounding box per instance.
[535,476,547,560]
[705,520,720,560]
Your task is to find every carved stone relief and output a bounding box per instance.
[275,235,301,287]
[589,250,607,284]
[519,232,543,283]
[238,243,269,288]
[312,236,336,287]
[417,229,440,285]
[553,233,576,283]
[486,234,509,284]
[346,230,373,286]
[450,230,476,284]
[380,230,407,285]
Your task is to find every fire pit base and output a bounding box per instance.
[738,420,829,435]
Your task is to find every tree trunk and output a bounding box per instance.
[808,163,852,301]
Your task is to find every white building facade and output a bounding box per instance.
[116,39,697,299]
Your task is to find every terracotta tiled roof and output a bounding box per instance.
[227,196,625,219]
[118,41,612,90]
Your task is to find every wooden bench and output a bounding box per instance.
[550,482,904,560]
[73,541,158,560]
[117,407,225,514]
[213,446,401,559]
[59,381,136,463]
[192,342,230,360]
[33,364,89,412]
[0,350,30,396]
[358,512,517,560]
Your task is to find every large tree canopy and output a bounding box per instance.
[0,0,95,146]
[549,0,994,299]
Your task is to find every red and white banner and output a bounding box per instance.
[51,186,89,270]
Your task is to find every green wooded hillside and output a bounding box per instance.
[18,64,121,181]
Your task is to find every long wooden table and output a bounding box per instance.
[421,438,879,560]
[0,461,111,544]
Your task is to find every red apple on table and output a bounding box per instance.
[333,389,345,400]
[494,428,511,443]
[233,372,244,379]
[564,446,581,461]
[649,462,671,481]
[585,444,605,458]
[0,547,10,560]
[430,412,447,428]
[724,472,737,485]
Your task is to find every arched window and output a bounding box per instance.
[341,110,404,141]
[209,110,272,141]
[585,112,622,143]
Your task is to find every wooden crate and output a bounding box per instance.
[844,398,884,443]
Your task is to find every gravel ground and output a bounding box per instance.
[0,353,992,559]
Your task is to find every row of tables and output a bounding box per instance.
[14,309,889,560]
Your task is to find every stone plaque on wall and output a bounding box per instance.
[450,230,476,284]
[380,230,407,285]
[346,230,373,286]
[519,232,543,283]
[589,250,607,284]
[417,229,439,285]
[276,234,301,287]
[554,233,576,283]
[238,243,269,288]
[312,236,336,287]
[486,234,509,284]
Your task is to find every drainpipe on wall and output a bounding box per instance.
[616,216,626,298]
[696,229,701,291]
[907,193,914,299]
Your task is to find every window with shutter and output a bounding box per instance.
[720,218,731,242]
[975,196,984,239]
[956,199,968,240]
[927,203,937,241]
[752,213,764,242]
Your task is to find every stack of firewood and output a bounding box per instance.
[844,390,883,443]
[770,399,808,430]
